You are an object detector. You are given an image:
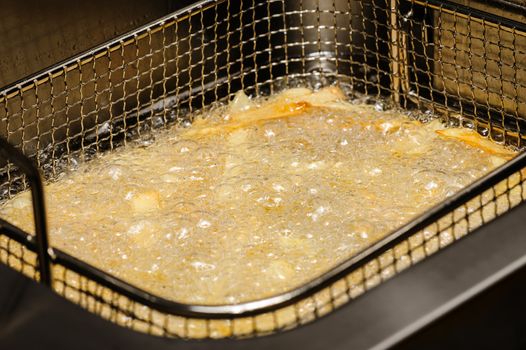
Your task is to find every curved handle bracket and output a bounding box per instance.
[0,137,52,286]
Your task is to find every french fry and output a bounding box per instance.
[436,128,515,158]
[183,86,352,137]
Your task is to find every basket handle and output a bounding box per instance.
[0,137,52,286]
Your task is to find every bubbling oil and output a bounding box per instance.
[0,87,514,304]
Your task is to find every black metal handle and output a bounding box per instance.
[0,137,51,286]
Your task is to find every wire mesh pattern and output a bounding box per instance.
[0,0,525,339]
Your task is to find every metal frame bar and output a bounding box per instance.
[0,137,51,285]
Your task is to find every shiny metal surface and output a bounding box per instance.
[432,1,526,124]
[451,0,526,22]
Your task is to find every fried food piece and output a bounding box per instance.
[185,101,311,137]
[129,190,162,214]
[436,128,515,159]
[184,86,351,137]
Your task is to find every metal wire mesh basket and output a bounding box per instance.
[0,0,526,340]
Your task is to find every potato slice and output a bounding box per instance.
[130,190,162,214]
[425,119,446,132]
[436,128,515,158]
[185,101,311,137]
[184,86,351,137]
[229,90,253,113]
[277,86,356,111]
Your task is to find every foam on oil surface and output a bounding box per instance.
[0,87,512,304]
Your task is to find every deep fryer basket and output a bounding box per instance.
[0,0,526,339]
